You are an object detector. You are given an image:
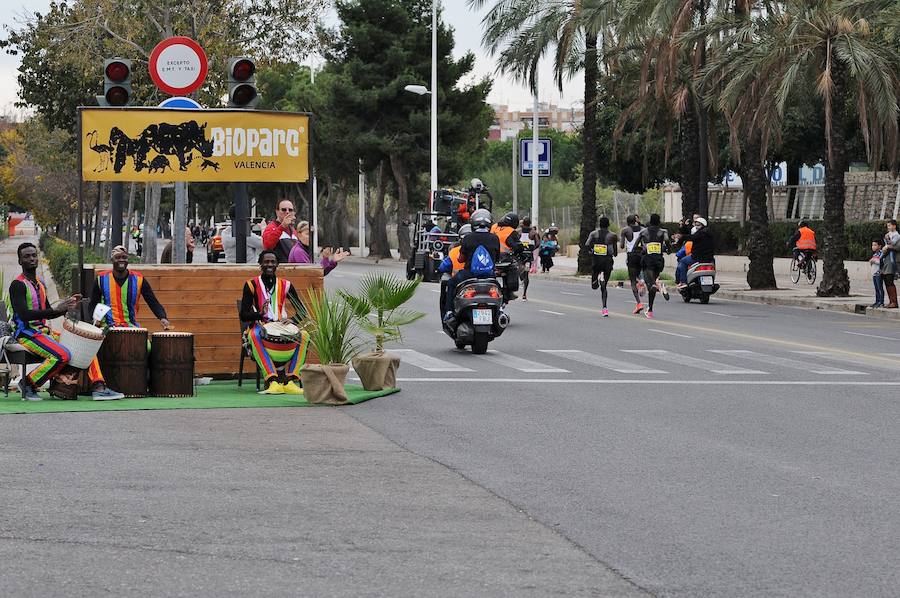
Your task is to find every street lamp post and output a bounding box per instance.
[403,1,438,211]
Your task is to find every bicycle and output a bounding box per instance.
[790,251,817,284]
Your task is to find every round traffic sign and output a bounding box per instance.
[158,96,203,110]
[149,36,208,96]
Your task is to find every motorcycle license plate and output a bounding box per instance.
[472,309,493,325]
[700,275,714,285]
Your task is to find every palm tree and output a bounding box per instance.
[470,0,614,275]
[697,0,900,296]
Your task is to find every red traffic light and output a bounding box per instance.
[105,61,130,83]
[105,86,130,106]
[231,59,255,81]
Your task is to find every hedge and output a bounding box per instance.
[662,220,889,261]
[40,234,104,297]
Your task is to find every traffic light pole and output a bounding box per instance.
[233,182,249,263]
[109,181,124,252]
[174,182,187,263]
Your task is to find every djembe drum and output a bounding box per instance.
[97,327,148,397]
[149,331,195,397]
[49,319,107,399]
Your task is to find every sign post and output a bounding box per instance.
[159,96,203,264]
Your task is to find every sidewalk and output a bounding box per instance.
[544,254,900,320]
[0,235,60,303]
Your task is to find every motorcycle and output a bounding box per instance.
[679,261,720,304]
[494,250,528,305]
[440,274,509,354]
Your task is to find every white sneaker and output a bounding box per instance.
[92,387,124,401]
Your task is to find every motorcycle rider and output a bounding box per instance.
[491,212,525,301]
[443,210,502,322]
[438,224,471,315]
[677,216,714,289]
[585,216,618,317]
[619,214,646,314]
[637,213,671,319]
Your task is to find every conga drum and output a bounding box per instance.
[98,327,149,397]
[149,332,194,397]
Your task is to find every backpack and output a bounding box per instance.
[470,245,495,277]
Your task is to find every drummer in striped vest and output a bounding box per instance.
[239,249,310,395]
[88,246,171,329]
[8,243,124,401]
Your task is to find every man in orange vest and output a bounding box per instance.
[788,220,817,262]
[491,213,524,300]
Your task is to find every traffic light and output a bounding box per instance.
[98,58,132,106]
[227,57,259,108]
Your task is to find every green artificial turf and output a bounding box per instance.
[0,381,399,414]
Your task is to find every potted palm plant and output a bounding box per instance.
[295,289,362,405]
[340,272,424,390]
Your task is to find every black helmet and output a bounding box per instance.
[471,209,492,230]
[799,220,809,228]
[499,212,519,228]
[458,224,472,239]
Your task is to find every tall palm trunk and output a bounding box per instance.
[743,133,776,289]
[679,104,700,219]
[817,60,851,297]
[577,32,599,275]
[390,153,412,260]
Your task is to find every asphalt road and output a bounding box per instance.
[331,260,900,597]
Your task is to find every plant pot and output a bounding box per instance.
[352,351,400,391]
[302,363,350,405]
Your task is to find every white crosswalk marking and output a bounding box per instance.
[482,350,569,373]
[708,350,864,375]
[791,351,900,371]
[537,350,667,374]
[391,349,474,372]
[621,349,766,375]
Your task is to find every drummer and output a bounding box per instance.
[240,249,310,395]
[89,245,171,329]
[9,242,124,401]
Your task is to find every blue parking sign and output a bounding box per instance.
[520,139,551,177]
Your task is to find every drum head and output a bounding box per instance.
[263,322,300,336]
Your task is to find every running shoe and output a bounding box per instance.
[521,296,528,302]
[591,279,599,290]
[645,310,654,319]
[632,302,644,315]
[602,308,609,317]
[661,283,670,301]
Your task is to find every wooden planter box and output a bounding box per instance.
[80,264,323,377]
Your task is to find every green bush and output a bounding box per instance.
[41,236,104,296]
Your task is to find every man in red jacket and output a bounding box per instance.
[262,199,302,263]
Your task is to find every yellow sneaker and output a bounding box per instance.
[282,381,304,395]
[261,381,285,394]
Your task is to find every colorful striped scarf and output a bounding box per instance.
[12,274,48,333]
[251,276,291,322]
[97,270,144,327]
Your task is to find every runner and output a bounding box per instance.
[585,217,618,317]
[619,214,646,314]
[637,214,670,319]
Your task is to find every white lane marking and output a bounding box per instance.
[621,349,766,375]
[391,349,474,372]
[708,350,864,375]
[537,350,667,374]
[842,331,898,341]
[482,350,569,373]
[792,351,900,371]
[539,309,565,316]
[703,311,739,318]
[379,378,900,386]
[649,328,693,339]
[560,291,583,296]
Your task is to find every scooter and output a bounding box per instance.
[680,262,720,304]
[440,274,509,354]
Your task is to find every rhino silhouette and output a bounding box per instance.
[108,120,214,173]
[148,155,172,173]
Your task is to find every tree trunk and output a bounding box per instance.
[124,182,136,254]
[817,60,851,297]
[680,104,700,219]
[143,183,161,264]
[577,31,599,275]
[742,133,776,289]
[390,153,412,260]
[367,161,392,259]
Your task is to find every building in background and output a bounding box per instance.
[489,103,584,141]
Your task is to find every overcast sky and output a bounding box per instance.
[0,1,583,117]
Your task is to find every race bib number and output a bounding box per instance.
[647,242,662,255]
[593,244,608,256]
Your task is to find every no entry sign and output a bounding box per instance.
[149,36,208,96]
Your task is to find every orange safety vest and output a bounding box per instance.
[796,227,817,250]
[491,224,514,251]
[684,241,693,256]
[448,245,465,273]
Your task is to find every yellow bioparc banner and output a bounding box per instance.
[80,108,309,183]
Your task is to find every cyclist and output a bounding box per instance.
[788,220,817,264]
